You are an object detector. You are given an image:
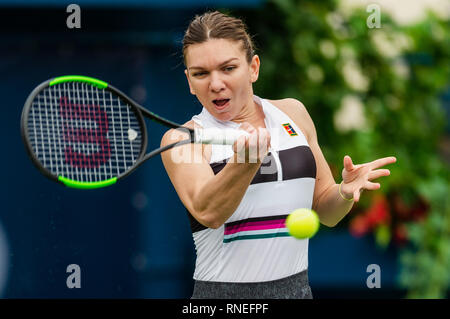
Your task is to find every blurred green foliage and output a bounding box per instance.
[236,0,450,298]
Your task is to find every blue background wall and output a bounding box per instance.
[0,2,405,298]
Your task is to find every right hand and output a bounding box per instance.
[232,122,271,164]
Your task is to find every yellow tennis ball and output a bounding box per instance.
[286,208,320,239]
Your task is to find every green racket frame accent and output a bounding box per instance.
[49,75,108,89]
[58,176,117,189]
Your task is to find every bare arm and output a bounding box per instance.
[160,122,270,229]
[273,99,354,227]
[291,100,397,227]
[277,99,396,227]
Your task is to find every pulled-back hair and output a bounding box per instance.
[182,11,255,65]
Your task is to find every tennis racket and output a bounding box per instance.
[21,75,247,189]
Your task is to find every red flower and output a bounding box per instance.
[349,194,391,239]
[349,214,370,237]
[365,195,391,228]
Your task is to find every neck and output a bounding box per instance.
[232,95,266,128]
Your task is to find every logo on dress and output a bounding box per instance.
[282,123,298,136]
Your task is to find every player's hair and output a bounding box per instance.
[182,11,255,65]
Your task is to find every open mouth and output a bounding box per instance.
[213,99,230,109]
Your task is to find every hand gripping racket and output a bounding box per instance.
[21,75,247,189]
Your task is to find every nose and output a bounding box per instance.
[209,71,225,93]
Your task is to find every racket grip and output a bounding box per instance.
[194,128,250,145]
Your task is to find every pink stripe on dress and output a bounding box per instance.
[224,220,286,235]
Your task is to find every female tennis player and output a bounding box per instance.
[160,11,397,299]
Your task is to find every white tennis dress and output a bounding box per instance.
[188,95,317,283]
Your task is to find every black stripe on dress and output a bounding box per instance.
[187,145,316,234]
[210,153,278,184]
[278,145,317,180]
[210,145,316,182]
[225,214,289,228]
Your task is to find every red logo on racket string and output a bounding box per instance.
[59,97,111,169]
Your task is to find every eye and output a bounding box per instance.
[192,71,208,77]
[223,66,236,72]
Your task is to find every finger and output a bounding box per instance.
[354,186,365,202]
[343,155,355,171]
[369,156,397,169]
[368,169,390,180]
[258,128,270,161]
[363,181,381,190]
[248,130,259,163]
[354,189,360,202]
[233,134,247,156]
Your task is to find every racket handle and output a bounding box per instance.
[194,128,250,145]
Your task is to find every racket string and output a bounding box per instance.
[27,82,143,182]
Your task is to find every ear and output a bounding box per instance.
[184,69,196,95]
[249,55,260,83]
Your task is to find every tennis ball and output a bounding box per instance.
[286,208,320,239]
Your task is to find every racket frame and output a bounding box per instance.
[21,75,193,189]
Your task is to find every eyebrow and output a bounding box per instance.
[188,58,239,71]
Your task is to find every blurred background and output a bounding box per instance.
[0,0,448,299]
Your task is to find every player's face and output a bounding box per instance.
[185,38,259,122]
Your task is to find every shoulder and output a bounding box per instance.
[267,98,309,118]
[268,97,304,108]
[266,98,316,141]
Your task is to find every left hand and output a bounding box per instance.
[340,155,397,202]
